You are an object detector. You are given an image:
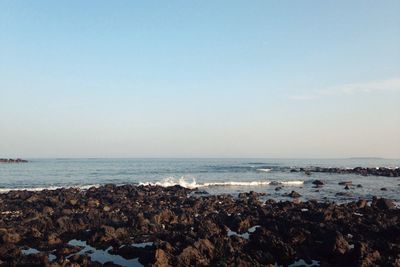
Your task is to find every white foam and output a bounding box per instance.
[203,181,272,187]
[0,184,100,193]
[140,177,199,189]
[140,177,304,189]
[281,180,304,185]
[256,168,272,172]
[0,186,62,193]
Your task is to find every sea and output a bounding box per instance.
[0,158,399,203]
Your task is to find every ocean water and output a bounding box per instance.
[0,158,399,202]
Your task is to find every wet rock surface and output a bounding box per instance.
[312,180,324,187]
[0,185,399,266]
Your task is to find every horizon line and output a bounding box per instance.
[6,156,398,160]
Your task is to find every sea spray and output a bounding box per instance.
[139,176,304,189]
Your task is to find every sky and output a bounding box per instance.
[0,1,399,158]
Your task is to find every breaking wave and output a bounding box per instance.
[139,177,304,189]
[0,177,305,193]
[139,177,199,189]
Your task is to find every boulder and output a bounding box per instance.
[153,249,170,267]
[177,239,215,266]
[312,180,324,186]
[357,199,368,209]
[2,232,21,244]
[47,233,62,246]
[339,181,353,186]
[373,198,395,210]
[288,191,301,198]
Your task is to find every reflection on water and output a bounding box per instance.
[21,247,57,261]
[68,239,142,267]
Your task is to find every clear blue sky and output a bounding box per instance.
[1,1,399,158]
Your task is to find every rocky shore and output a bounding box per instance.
[0,159,28,163]
[291,167,400,177]
[0,185,399,267]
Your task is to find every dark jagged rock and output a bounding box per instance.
[296,167,400,177]
[176,239,215,266]
[0,185,398,266]
[312,180,324,187]
[372,197,396,210]
[352,242,382,266]
[357,199,368,209]
[286,191,301,198]
[0,158,28,163]
[1,231,21,244]
[339,181,353,186]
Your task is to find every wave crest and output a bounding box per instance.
[140,177,199,189]
[139,177,304,189]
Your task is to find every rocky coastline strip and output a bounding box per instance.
[0,185,399,267]
[290,167,400,177]
[0,159,28,163]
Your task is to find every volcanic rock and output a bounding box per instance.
[312,180,324,186]
[287,191,301,198]
[177,239,215,266]
[373,198,395,210]
[339,181,353,186]
[47,233,62,246]
[0,184,398,266]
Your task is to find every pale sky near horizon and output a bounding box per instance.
[1,1,399,158]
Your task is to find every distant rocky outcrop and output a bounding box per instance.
[0,158,28,163]
[291,166,400,177]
